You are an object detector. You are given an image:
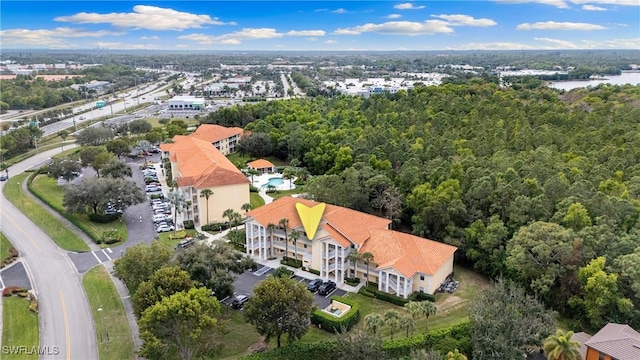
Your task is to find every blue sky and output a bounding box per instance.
[1,1,638,50]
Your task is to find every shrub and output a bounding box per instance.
[3,286,27,297]
[408,291,435,302]
[149,193,164,200]
[88,213,120,223]
[272,266,294,278]
[183,220,195,229]
[280,257,302,268]
[169,230,187,240]
[250,185,259,192]
[373,290,409,306]
[239,341,338,360]
[201,222,229,231]
[311,296,361,333]
[100,229,122,244]
[28,293,38,314]
[306,268,321,276]
[344,277,360,286]
[358,286,374,298]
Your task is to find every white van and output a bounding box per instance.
[152,214,168,223]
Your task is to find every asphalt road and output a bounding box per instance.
[0,146,98,360]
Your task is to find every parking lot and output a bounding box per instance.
[226,264,347,310]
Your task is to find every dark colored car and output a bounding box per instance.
[231,294,250,309]
[318,281,337,295]
[307,279,323,292]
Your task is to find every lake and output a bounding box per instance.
[549,71,640,91]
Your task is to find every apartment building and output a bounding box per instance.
[189,124,243,156]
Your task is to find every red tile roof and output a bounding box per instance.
[247,197,457,278]
[248,159,275,169]
[585,323,640,360]
[160,136,248,189]
[360,228,457,277]
[192,124,243,143]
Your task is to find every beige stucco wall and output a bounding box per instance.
[411,254,454,294]
[197,183,249,224]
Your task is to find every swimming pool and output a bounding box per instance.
[262,177,284,188]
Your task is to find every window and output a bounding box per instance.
[598,354,605,360]
[420,274,425,281]
[419,287,424,293]
[303,244,307,249]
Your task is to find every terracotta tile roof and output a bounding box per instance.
[246,197,390,242]
[161,136,248,189]
[192,124,243,143]
[585,323,640,360]
[248,159,275,169]
[247,197,457,278]
[360,228,458,277]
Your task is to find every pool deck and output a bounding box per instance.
[249,173,296,191]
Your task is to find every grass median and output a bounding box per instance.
[2,296,39,360]
[83,265,136,360]
[2,173,89,252]
[1,231,16,264]
[30,174,127,247]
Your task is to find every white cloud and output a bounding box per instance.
[334,20,453,35]
[324,40,337,44]
[570,0,639,5]
[140,35,159,40]
[451,41,537,50]
[582,4,607,10]
[307,37,318,41]
[581,37,640,48]
[55,5,235,31]
[0,27,124,47]
[286,30,326,36]
[431,14,497,27]
[493,0,570,8]
[534,37,578,48]
[314,8,328,12]
[386,14,402,19]
[394,3,426,10]
[517,21,606,30]
[332,8,349,14]
[96,41,159,49]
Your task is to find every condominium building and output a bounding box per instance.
[245,196,457,297]
[190,124,243,155]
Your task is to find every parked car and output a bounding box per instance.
[152,214,169,223]
[307,279,324,292]
[231,294,250,309]
[174,238,195,250]
[156,224,175,233]
[0,174,7,181]
[146,186,162,193]
[318,281,337,295]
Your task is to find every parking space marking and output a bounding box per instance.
[106,248,113,253]
[101,249,112,261]
[91,251,102,264]
[325,288,337,298]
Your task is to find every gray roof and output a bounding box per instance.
[572,332,592,360]
[585,323,640,360]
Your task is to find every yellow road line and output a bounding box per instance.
[59,291,72,360]
[0,207,42,252]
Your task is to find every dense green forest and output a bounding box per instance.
[204,82,640,330]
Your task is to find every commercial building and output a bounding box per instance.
[160,132,250,225]
[245,196,457,297]
[167,95,205,110]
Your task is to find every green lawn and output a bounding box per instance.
[82,265,136,360]
[156,229,200,249]
[2,173,89,252]
[1,231,16,264]
[2,296,39,360]
[30,174,127,247]
[249,192,265,209]
[227,153,288,168]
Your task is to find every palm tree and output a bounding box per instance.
[59,130,69,151]
[266,223,277,258]
[289,229,300,261]
[364,313,384,336]
[167,190,186,236]
[282,167,295,189]
[404,300,437,333]
[400,316,416,338]
[384,310,400,340]
[199,189,213,225]
[361,252,374,286]
[223,208,235,227]
[543,330,582,360]
[347,250,360,279]
[184,200,192,221]
[279,218,289,259]
[241,203,252,213]
[247,168,259,184]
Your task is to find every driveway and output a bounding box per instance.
[0,261,32,290]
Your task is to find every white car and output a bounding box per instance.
[156,224,175,233]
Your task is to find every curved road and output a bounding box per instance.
[0,147,97,360]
